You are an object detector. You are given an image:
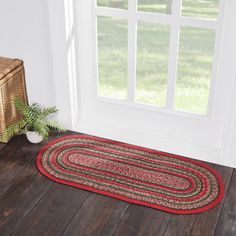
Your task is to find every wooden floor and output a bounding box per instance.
[0,131,236,236]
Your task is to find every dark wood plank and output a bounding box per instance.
[113,203,172,236]
[133,208,171,236]
[214,169,236,236]
[0,133,59,193]
[0,135,32,192]
[0,159,54,235]
[0,131,76,235]
[0,143,6,151]
[163,214,197,236]
[62,194,129,236]
[12,184,90,236]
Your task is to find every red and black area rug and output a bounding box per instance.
[36,135,224,214]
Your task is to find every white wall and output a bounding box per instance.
[0,0,56,107]
[0,0,73,128]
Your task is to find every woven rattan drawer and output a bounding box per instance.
[0,57,28,142]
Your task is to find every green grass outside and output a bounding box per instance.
[97,0,218,19]
[97,1,217,114]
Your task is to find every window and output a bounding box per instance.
[95,0,219,115]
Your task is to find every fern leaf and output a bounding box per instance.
[40,107,58,118]
[14,98,38,121]
[2,120,26,140]
[9,98,65,141]
[46,120,66,131]
[14,98,28,116]
[32,121,49,140]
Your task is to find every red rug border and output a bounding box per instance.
[36,135,225,215]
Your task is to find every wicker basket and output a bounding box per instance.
[0,57,28,142]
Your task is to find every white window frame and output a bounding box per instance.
[93,0,222,118]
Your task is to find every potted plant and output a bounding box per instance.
[3,98,65,143]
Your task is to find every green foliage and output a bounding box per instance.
[3,98,66,141]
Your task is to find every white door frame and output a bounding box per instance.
[47,0,236,168]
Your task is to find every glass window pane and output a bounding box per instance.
[182,0,219,19]
[97,0,128,9]
[136,22,170,106]
[175,27,215,114]
[97,16,128,99]
[138,0,172,14]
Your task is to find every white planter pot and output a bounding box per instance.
[26,131,43,144]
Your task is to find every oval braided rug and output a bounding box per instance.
[36,135,224,214]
